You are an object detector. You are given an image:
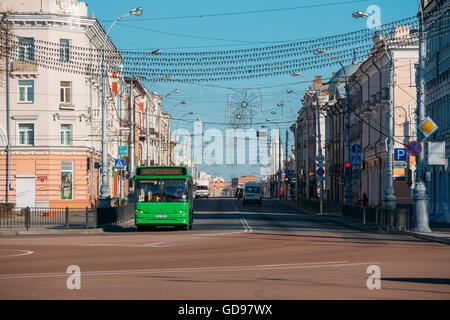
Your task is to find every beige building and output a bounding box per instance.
[323,29,418,206]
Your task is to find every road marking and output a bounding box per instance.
[0,249,34,258]
[0,261,381,279]
[240,218,253,232]
[77,242,178,248]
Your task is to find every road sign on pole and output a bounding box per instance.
[118,146,128,156]
[407,141,422,157]
[428,142,445,165]
[419,116,438,138]
[350,155,362,166]
[394,147,408,161]
[351,144,362,154]
[114,159,126,170]
[316,167,325,177]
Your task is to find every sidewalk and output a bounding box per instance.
[0,227,105,236]
[279,199,450,245]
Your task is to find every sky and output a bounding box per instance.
[85,0,419,181]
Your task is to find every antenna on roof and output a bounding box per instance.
[352,49,357,64]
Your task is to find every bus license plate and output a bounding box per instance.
[155,215,167,218]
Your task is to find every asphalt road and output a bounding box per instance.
[0,198,449,300]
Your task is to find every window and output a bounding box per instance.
[18,80,34,103]
[411,62,419,87]
[18,124,34,146]
[18,37,35,61]
[61,161,73,200]
[60,124,73,146]
[60,81,72,104]
[60,39,70,62]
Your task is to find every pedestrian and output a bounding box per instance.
[362,193,368,206]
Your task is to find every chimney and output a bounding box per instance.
[313,76,322,89]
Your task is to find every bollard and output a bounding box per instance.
[85,207,89,230]
[25,206,30,231]
[65,207,69,230]
[93,206,97,228]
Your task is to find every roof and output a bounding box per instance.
[328,63,359,99]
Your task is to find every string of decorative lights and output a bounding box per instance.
[1,16,446,83]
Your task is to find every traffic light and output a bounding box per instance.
[344,162,352,180]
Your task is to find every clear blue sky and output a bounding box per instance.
[86,0,419,181]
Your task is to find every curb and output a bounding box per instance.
[0,228,105,236]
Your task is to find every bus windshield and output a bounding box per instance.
[136,179,187,202]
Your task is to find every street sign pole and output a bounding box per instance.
[413,2,431,233]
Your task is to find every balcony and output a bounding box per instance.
[139,129,146,140]
[10,61,39,78]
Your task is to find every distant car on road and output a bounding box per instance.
[194,185,209,199]
[243,183,262,206]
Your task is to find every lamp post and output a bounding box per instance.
[99,7,143,207]
[412,0,431,232]
[353,11,397,209]
[314,49,352,204]
[1,12,10,203]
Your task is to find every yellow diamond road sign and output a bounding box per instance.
[419,117,438,138]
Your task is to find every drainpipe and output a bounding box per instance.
[361,64,371,204]
[352,75,364,200]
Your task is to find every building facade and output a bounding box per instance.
[0,0,164,208]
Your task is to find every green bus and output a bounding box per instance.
[134,166,194,231]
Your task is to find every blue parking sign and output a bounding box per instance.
[394,148,407,162]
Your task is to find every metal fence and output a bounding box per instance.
[296,198,411,231]
[341,204,411,231]
[0,204,134,230]
[297,198,342,215]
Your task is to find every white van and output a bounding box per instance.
[243,182,262,206]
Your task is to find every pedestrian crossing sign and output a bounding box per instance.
[114,159,125,170]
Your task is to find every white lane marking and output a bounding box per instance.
[77,242,178,248]
[0,249,34,258]
[243,219,253,232]
[240,218,253,232]
[0,261,381,279]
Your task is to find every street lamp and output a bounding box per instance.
[353,11,397,209]
[411,0,431,232]
[314,48,353,204]
[99,7,143,207]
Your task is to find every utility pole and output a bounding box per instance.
[128,77,135,202]
[306,102,310,199]
[316,93,324,209]
[1,12,11,203]
[295,120,299,206]
[413,0,432,232]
